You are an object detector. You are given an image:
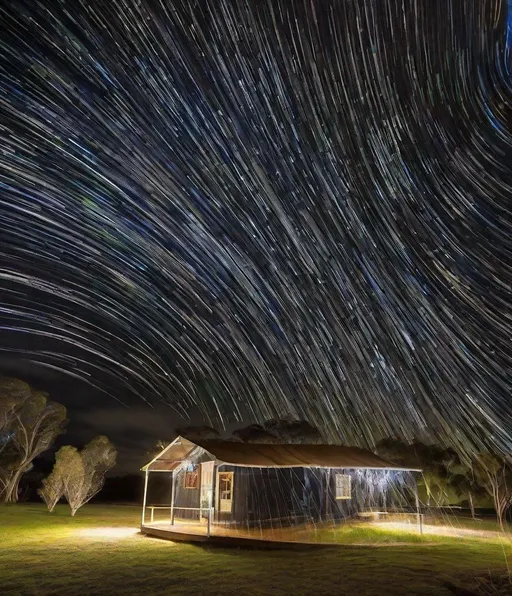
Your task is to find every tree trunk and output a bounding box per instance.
[495,499,506,531]
[497,508,504,531]
[468,492,475,519]
[425,486,432,508]
[3,468,24,503]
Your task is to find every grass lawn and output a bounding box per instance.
[1,504,511,596]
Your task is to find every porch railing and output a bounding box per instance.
[144,505,214,536]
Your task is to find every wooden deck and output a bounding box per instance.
[141,521,338,548]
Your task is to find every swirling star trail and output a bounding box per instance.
[0,0,510,453]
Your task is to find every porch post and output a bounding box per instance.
[210,464,217,534]
[170,471,176,526]
[141,469,149,527]
[324,468,330,520]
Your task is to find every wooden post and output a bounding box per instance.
[141,469,149,527]
[325,468,330,520]
[170,471,176,527]
[210,464,217,535]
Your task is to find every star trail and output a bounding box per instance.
[0,0,510,455]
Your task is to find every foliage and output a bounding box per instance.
[473,453,512,531]
[0,378,32,432]
[0,378,67,503]
[146,439,172,459]
[233,416,325,444]
[231,423,279,443]
[376,437,462,507]
[175,417,325,445]
[38,466,64,512]
[174,425,221,441]
[376,438,512,528]
[0,378,32,469]
[58,436,117,516]
[449,468,487,519]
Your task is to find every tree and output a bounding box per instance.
[449,470,485,519]
[0,379,32,496]
[38,466,64,512]
[0,379,32,472]
[1,388,67,503]
[375,438,458,507]
[232,423,278,443]
[262,417,324,444]
[473,453,512,531]
[232,417,325,444]
[60,436,116,516]
[175,425,221,441]
[0,378,32,435]
[146,439,172,460]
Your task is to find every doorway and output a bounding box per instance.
[216,471,234,513]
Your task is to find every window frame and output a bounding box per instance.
[183,469,199,490]
[335,473,351,500]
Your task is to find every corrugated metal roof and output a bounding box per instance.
[195,440,417,470]
[143,437,419,471]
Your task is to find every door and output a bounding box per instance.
[200,462,214,521]
[216,471,234,513]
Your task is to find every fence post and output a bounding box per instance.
[170,471,176,527]
[414,483,422,534]
[141,469,149,527]
[207,507,211,537]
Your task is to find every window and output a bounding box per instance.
[183,469,199,489]
[335,474,351,499]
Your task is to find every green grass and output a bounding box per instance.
[427,515,511,534]
[1,504,511,596]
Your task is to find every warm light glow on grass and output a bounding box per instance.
[370,521,511,540]
[77,527,139,539]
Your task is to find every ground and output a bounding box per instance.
[1,504,511,596]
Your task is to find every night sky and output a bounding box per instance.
[0,0,511,473]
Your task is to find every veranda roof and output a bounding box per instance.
[143,436,420,471]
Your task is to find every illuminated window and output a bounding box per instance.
[335,474,351,499]
[183,470,199,489]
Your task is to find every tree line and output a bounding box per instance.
[0,378,116,515]
[155,418,512,530]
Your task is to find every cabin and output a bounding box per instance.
[141,436,420,544]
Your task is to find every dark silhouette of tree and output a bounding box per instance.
[175,425,221,442]
[263,417,324,444]
[232,424,279,443]
[146,439,172,460]
[375,437,459,506]
[233,417,325,444]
